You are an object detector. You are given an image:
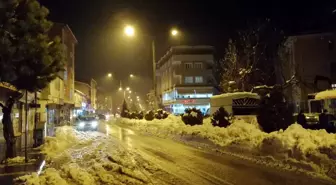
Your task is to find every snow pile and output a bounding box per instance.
[17,168,68,185]
[16,126,157,185]
[315,89,336,100]
[119,116,336,174]
[260,124,336,171]
[6,156,36,164]
[40,126,93,159]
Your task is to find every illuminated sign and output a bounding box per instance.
[181,99,196,104]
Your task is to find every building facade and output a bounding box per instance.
[277,32,336,112]
[74,89,89,117]
[156,46,215,114]
[40,23,77,130]
[75,79,97,113]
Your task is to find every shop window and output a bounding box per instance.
[332,84,336,89]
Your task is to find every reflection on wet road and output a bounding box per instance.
[97,120,335,185]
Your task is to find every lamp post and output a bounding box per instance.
[124,25,179,109]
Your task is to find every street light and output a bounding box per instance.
[119,87,122,91]
[126,87,130,91]
[107,73,112,78]
[123,26,180,109]
[124,25,135,37]
[130,74,134,78]
[171,29,179,36]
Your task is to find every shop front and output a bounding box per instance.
[165,98,211,115]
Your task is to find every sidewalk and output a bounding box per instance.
[0,152,45,185]
[0,132,44,184]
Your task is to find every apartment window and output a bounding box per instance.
[185,63,193,69]
[184,76,193,84]
[195,76,203,83]
[194,62,203,69]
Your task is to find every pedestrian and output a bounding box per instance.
[319,109,329,130]
[297,110,307,128]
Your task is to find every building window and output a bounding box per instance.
[184,63,193,69]
[194,62,203,69]
[184,76,193,84]
[64,70,68,81]
[195,76,203,83]
[332,84,336,89]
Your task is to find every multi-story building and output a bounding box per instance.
[74,89,89,117]
[156,45,216,114]
[75,79,97,113]
[90,79,98,110]
[39,23,77,129]
[277,32,336,112]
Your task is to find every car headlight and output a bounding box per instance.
[91,121,98,128]
[79,122,85,128]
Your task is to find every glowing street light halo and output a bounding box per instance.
[171,28,179,36]
[124,25,135,37]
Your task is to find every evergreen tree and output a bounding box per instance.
[0,0,64,158]
[257,86,294,133]
[120,100,129,118]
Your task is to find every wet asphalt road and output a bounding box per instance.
[94,120,336,185]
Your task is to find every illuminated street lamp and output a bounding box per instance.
[107,73,112,78]
[171,29,179,36]
[118,87,122,91]
[123,26,180,109]
[124,25,135,37]
[130,74,134,78]
[126,87,130,91]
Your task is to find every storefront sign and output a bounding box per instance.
[181,99,196,104]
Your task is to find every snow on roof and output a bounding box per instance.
[315,89,336,100]
[211,92,260,100]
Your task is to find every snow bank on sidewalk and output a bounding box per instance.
[119,116,336,174]
[16,126,155,185]
[40,126,93,159]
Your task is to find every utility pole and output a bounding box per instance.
[152,40,158,110]
[24,90,28,163]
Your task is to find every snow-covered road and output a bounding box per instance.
[18,120,336,185]
[102,120,335,185]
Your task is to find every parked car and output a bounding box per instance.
[75,115,99,131]
[97,114,106,120]
[293,113,336,132]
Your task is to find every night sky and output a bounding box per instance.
[39,0,336,98]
